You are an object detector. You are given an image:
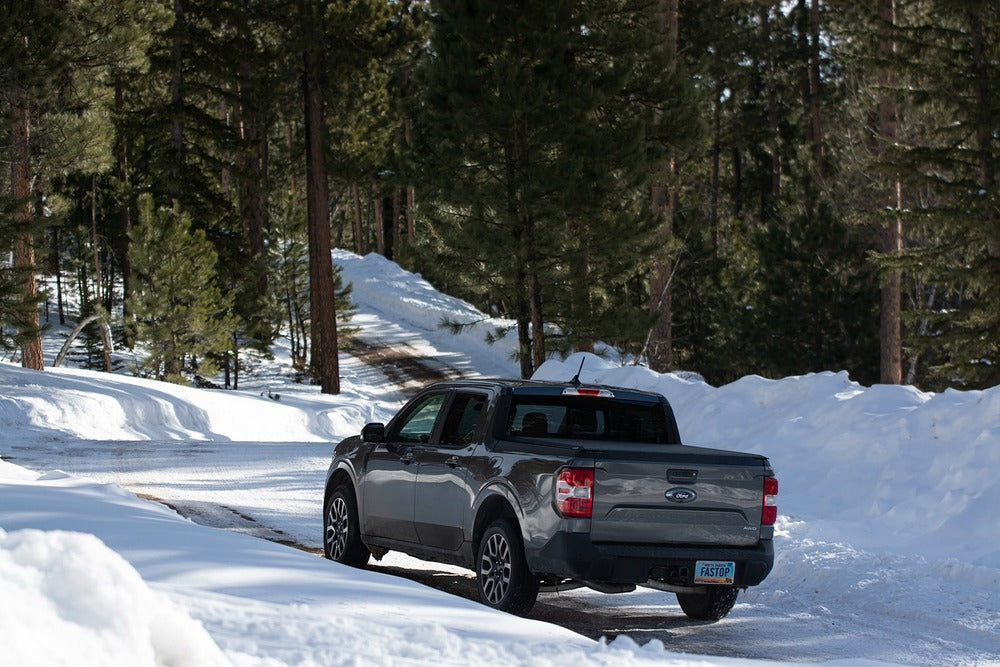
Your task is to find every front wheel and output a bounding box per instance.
[323,486,370,567]
[676,586,739,621]
[476,519,539,616]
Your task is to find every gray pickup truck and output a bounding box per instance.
[323,379,777,620]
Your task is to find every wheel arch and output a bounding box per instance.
[471,486,523,556]
[325,464,359,509]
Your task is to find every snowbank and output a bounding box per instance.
[2,248,997,665]
[334,249,521,378]
[0,360,384,444]
[0,525,227,667]
[0,460,786,666]
[535,354,1000,568]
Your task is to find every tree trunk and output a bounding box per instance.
[169,0,185,199]
[392,187,403,257]
[877,0,902,384]
[569,221,594,353]
[52,313,113,371]
[647,0,680,372]
[220,96,232,201]
[968,3,998,265]
[373,185,385,255]
[529,265,545,372]
[406,185,416,239]
[91,175,102,306]
[302,13,340,395]
[115,76,134,346]
[236,54,269,295]
[515,278,532,379]
[52,228,66,326]
[351,181,366,255]
[233,343,239,390]
[809,0,824,183]
[11,80,43,371]
[710,82,722,250]
[762,5,781,200]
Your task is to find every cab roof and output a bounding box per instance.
[424,378,668,404]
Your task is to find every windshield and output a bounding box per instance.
[504,395,677,444]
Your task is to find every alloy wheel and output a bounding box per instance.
[479,532,512,605]
[326,495,349,561]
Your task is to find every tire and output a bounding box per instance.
[476,519,539,616]
[676,586,739,621]
[323,486,370,567]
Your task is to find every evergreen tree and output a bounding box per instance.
[3,0,161,367]
[270,189,358,375]
[0,200,45,358]
[1,0,70,369]
[114,0,287,380]
[841,0,1000,388]
[880,1,999,388]
[127,194,234,383]
[415,0,699,377]
[662,1,883,386]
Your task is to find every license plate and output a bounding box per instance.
[693,560,735,585]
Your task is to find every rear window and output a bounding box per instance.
[505,395,675,444]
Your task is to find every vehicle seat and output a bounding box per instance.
[567,409,598,435]
[521,412,548,435]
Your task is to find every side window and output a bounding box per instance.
[394,393,446,443]
[439,393,486,447]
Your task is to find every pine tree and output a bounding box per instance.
[415,0,699,377]
[842,0,1000,388]
[1,0,70,369]
[881,0,1000,388]
[127,194,234,383]
[0,200,45,357]
[661,1,883,386]
[2,0,163,367]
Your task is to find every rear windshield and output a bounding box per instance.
[505,395,676,444]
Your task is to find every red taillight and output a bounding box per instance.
[555,467,594,518]
[562,387,614,398]
[761,476,778,526]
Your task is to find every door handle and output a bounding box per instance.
[400,452,415,465]
[667,468,698,483]
[446,455,461,468]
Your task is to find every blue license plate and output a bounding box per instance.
[693,560,735,584]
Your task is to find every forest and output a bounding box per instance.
[1,0,997,393]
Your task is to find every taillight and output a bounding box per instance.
[761,476,778,525]
[562,387,614,398]
[555,467,594,518]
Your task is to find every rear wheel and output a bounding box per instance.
[676,586,739,621]
[476,519,539,615]
[323,486,370,567]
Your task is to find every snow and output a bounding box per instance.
[1,249,998,666]
[334,248,521,378]
[0,527,228,667]
[534,358,1000,569]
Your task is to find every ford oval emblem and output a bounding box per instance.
[664,488,697,503]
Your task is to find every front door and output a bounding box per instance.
[363,391,447,543]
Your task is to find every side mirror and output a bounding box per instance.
[361,422,386,443]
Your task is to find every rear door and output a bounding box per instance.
[413,390,489,550]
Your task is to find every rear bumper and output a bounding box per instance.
[527,533,774,587]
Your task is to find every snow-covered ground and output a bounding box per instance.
[1,250,998,666]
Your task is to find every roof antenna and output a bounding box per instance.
[569,356,586,387]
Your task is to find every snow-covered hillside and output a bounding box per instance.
[1,250,998,666]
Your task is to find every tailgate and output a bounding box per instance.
[589,445,767,546]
